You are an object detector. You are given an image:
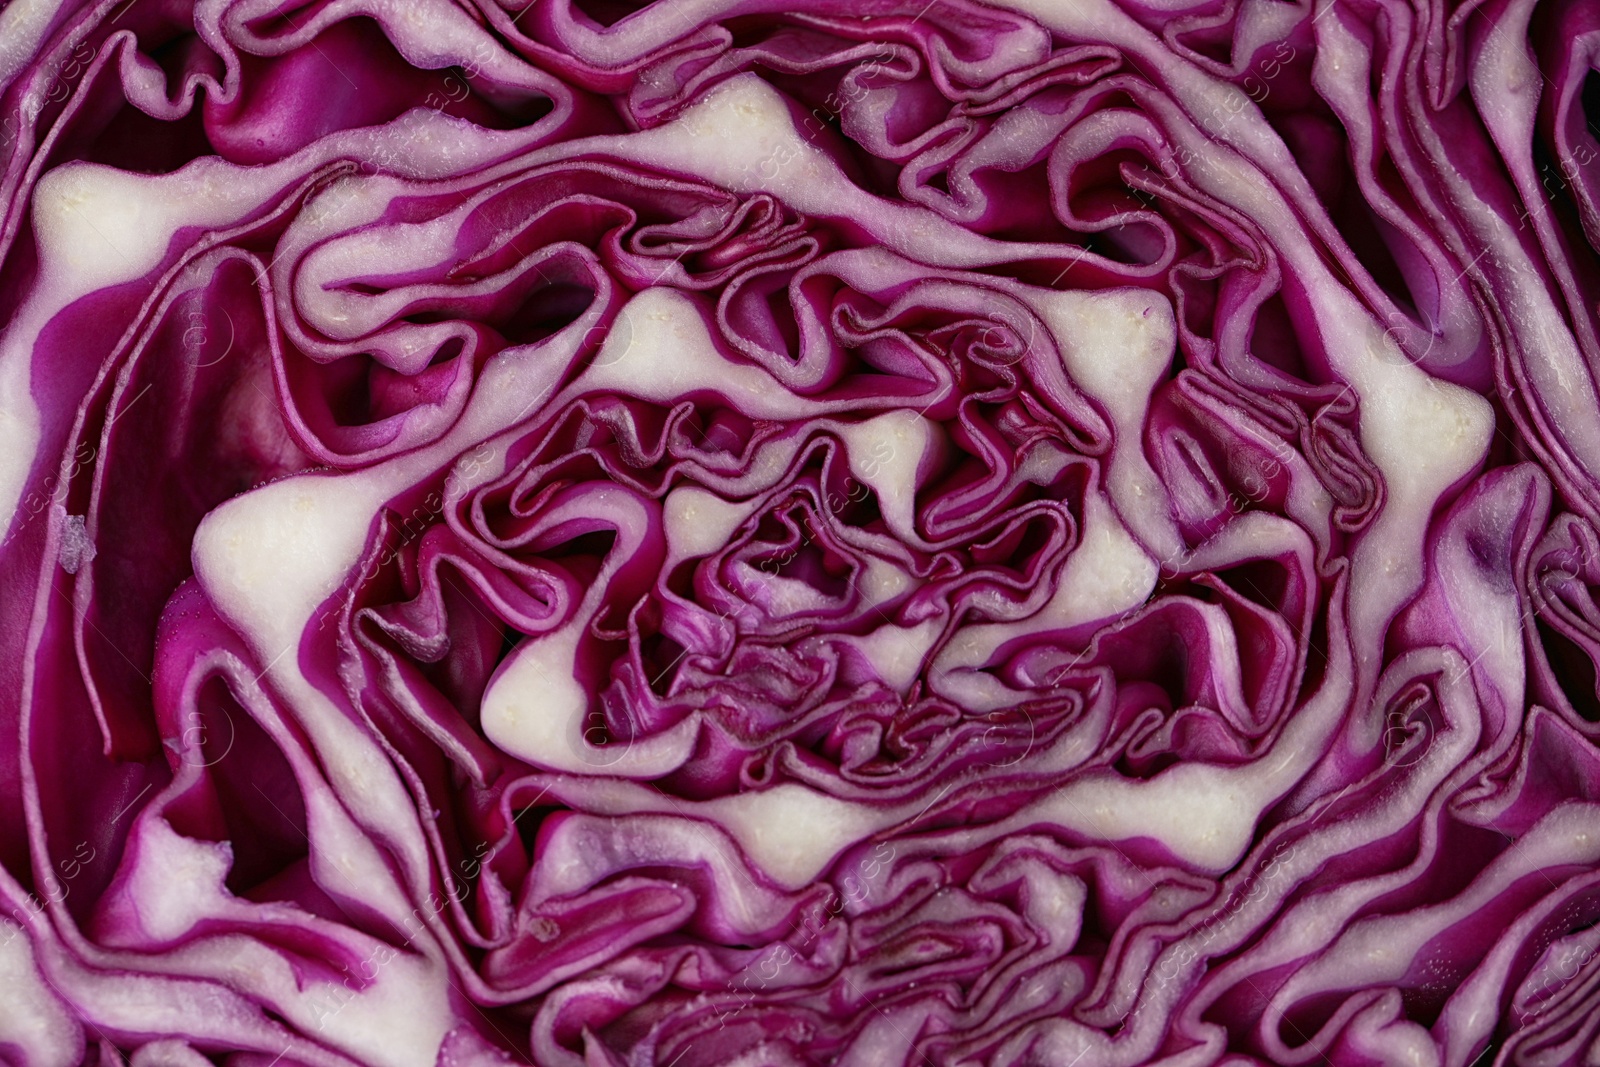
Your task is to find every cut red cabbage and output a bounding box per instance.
[0,0,1596,1065]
